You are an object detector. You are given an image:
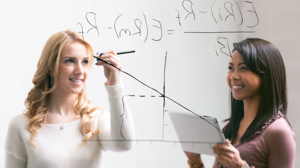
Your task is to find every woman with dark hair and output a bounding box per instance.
[185,38,296,168]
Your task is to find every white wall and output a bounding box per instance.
[0,0,299,167]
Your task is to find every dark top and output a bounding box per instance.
[213,112,296,168]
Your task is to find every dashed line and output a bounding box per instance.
[127,95,164,98]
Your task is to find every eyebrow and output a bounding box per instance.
[62,56,90,60]
[228,62,246,66]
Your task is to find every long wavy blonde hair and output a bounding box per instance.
[24,30,102,147]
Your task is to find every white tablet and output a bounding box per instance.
[168,110,226,155]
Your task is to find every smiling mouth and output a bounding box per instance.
[232,85,244,89]
[70,78,83,82]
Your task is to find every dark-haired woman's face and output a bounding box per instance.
[227,51,261,101]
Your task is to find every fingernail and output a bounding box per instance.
[95,63,98,65]
[96,52,99,55]
[100,53,103,56]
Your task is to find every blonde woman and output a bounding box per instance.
[5,30,134,168]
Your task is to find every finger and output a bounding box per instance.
[98,53,122,65]
[217,156,230,166]
[225,139,232,146]
[216,139,230,146]
[94,52,103,63]
[217,152,232,162]
[102,50,117,56]
[214,148,232,160]
[99,58,122,69]
[95,56,115,66]
[215,144,228,150]
[110,50,117,56]
[104,50,117,56]
[99,57,122,68]
[103,63,122,74]
[212,148,218,155]
[212,146,219,154]
[95,60,114,69]
[99,56,123,69]
[218,149,233,158]
[214,146,234,158]
[95,60,105,66]
[215,144,234,153]
[95,52,104,57]
[100,53,122,64]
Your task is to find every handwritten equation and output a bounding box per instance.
[77,12,165,43]
[177,0,259,29]
[77,0,259,57]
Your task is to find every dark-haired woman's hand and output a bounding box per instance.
[212,139,245,168]
[184,151,202,166]
[95,50,123,86]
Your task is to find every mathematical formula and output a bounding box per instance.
[77,0,259,57]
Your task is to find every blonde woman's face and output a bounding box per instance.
[55,41,90,95]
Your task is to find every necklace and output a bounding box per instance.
[54,113,64,130]
[47,107,64,130]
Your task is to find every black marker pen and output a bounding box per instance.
[93,50,135,59]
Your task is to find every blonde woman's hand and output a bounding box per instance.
[212,139,245,168]
[95,50,123,86]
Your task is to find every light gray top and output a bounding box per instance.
[5,82,135,168]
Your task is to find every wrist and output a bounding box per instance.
[187,159,204,168]
[105,80,120,86]
[238,160,250,168]
[237,160,245,167]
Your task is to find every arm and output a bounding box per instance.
[265,121,296,168]
[95,50,134,151]
[97,82,135,151]
[5,114,27,168]
[185,152,205,168]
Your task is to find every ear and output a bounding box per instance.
[48,68,53,76]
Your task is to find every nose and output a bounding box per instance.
[230,70,240,80]
[75,62,83,76]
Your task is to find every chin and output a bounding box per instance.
[69,88,83,94]
[232,95,244,101]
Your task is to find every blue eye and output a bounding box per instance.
[83,60,89,64]
[65,59,74,63]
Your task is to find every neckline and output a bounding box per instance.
[237,111,285,145]
[41,118,81,127]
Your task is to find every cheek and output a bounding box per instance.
[59,66,71,77]
[252,77,261,91]
[245,74,261,92]
[84,68,90,77]
[252,72,261,85]
[226,73,231,88]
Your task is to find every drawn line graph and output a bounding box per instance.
[94,52,222,143]
[86,139,219,146]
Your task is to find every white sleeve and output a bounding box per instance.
[97,82,135,151]
[5,114,27,168]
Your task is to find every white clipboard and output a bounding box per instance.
[168,110,226,155]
